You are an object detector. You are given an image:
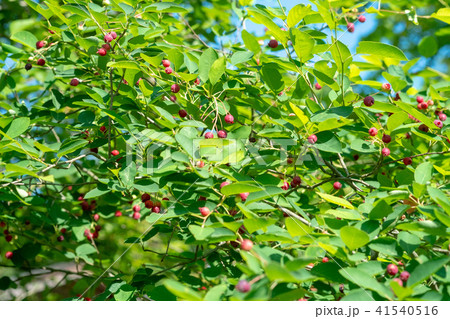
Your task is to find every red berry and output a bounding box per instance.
[110,31,117,39]
[141,193,151,202]
[333,181,342,190]
[358,15,366,23]
[400,271,410,282]
[194,78,201,85]
[100,125,107,133]
[347,23,355,32]
[403,157,412,165]
[36,41,46,49]
[111,150,119,156]
[170,95,177,102]
[308,134,317,144]
[93,214,100,222]
[70,78,80,86]
[165,67,173,74]
[115,210,122,217]
[382,134,391,143]
[418,124,429,133]
[418,102,428,110]
[386,263,398,276]
[236,280,251,293]
[196,160,205,168]
[5,251,13,259]
[104,33,113,43]
[381,83,391,91]
[427,99,434,106]
[224,114,234,124]
[434,120,443,128]
[204,132,214,139]
[368,127,378,136]
[382,147,390,157]
[199,207,210,217]
[363,96,375,106]
[439,113,447,121]
[315,83,322,90]
[146,200,155,209]
[37,58,45,66]
[97,48,107,56]
[392,278,403,287]
[281,181,289,190]
[0,221,5,228]
[178,109,187,118]
[220,181,230,188]
[133,212,141,220]
[162,59,171,67]
[268,39,278,48]
[60,228,67,234]
[322,257,329,263]
[240,192,249,202]
[292,176,301,187]
[240,239,253,251]
[171,84,180,93]
[5,235,13,242]
[57,235,64,242]
[102,43,111,51]
[81,201,90,211]
[416,96,424,103]
[217,130,227,138]
[133,205,141,213]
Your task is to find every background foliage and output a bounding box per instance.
[0,0,449,301]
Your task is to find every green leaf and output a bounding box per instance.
[394,101,435,129]
[431,8,450,24]
[198,48,218,83]
[287,4,312,27]
[285,217,313,237]
[145,2,188,13]
[84,184,111,199]
[57,140,89,157]
[208,56,226,86]
[247,7,287,44]
[10,31,38,49]
[418,36,438,58]
[221,183,263,196]
[316,192,354,209]
[107,61,140,70]
[163,279,201,300]
[291,29,314,61]
[75,243,97,256]
[314,131,342,153]
[369,200,392,220]
[356,41,408,60]
[408,257,450,287]
[243,217,277,233]
[230,51,254,65]
[397,231,421,255]
[5,164,54,182]
[188,225,214,241]
[119,162,136,189]
[241,30,260,54]
[340,226,369,251]
[387,112,409,131]
[260,63,284,93]
[368,237,402,257]
[414,162,433,185]
[5,118,30,139]
[339,267,392,299]
[427,186,450,214]
[204,284,227,301]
